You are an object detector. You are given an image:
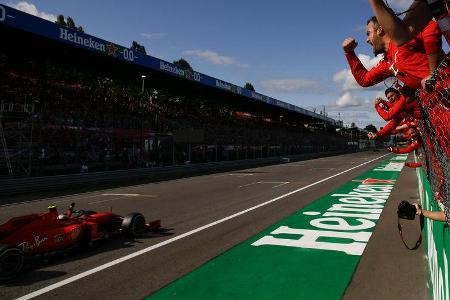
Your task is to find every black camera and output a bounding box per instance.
[397,201,417,220]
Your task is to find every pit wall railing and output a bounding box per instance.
[415,153,450,300]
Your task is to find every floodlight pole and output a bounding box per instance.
[279,115,283,156]
[141,75,146,93]
[140,75,146,166]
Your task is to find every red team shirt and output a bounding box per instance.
[391,140,421,154]
[375,95,421,121]
[345,21,442,90]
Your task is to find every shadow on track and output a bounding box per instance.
[1,228,174,286]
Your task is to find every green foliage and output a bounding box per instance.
[55,15,84,32]
[244,82,255,91]
[131,41,147,54]
[56,14,66,26]
[66,17,76,29]
[365,124,378,133]
[173,58,193,71]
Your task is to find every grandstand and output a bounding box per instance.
[0,5,353,178]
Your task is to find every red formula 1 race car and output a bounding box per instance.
[0,203,161,281]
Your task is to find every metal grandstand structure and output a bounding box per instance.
[0,101,35,177]
[0,4,354,178]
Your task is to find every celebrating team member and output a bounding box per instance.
[368,0,450,46]
[374,87,421,122]
[368,87,420,140]
[387,128,421,154]
[342,17,443,90]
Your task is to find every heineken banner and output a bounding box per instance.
[0,4,333,124]
[146,155,407,299]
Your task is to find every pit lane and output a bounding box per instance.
[1,151,387,300]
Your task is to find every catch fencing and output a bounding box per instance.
[417,53,450,223]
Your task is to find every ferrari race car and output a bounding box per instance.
[0,203,161,281]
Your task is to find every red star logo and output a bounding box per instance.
[352,178,396,184]
[106,43,118,57]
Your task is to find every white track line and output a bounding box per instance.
[87,196,127,205]
[16,153,389,300]
[271,182,290,188]
[101,194,141,197]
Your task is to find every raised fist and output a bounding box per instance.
[342,38,358,53]
[368,132,377,140]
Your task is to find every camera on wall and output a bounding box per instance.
[397,201,417,220]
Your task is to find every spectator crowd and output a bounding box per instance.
[0,45,349,177]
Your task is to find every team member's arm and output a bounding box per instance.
[374,98,391,121]
[379,95,407,121]
[369,0,432,45]
[414,203,447,222]
[394,120,412,132]
[375,102,390,121]
[343,38,391,87]
[374,118,401,138]
[418,20,445,87]
[388,140,421,153]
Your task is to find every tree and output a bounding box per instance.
[173,58,193,71]
[131,41,146,54]
[66,17,76,29]
[365,124,378,133]
[56,14,66,26]
[244,82,255,91]
[55,15,84,32]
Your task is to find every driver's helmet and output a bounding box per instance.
[57,213,68,220]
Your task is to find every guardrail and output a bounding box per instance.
[0,150,353,199]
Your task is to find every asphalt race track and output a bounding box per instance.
[1,151,390,300]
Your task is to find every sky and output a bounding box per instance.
[3,0,424,128]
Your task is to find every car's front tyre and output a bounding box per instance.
[121,213,146,237]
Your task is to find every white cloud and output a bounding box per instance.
[389,0,414,11]
[325,89,389,128]
[328,110,385,129]
[260,78,323,93]
[140,32,167,40]
[182,50,248,68]
[330,53,388,127]
[8,1,57,22]
[335,92,363,108]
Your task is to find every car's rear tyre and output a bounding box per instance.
[121,213,146,237]
[0,245,24,281]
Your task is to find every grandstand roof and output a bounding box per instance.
[0,4,337,125]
